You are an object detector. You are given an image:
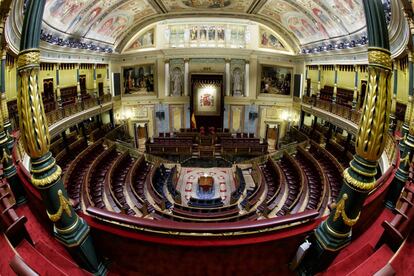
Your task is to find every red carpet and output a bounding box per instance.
[16,239,68,276]
[15,204,73,260]
[35,240,91,276]
[330,208,393,265]
[390,230,414,275]
[13,204,91,275]
[347,244,393,276]
[0,233,18,276]
[321,244,374,276]
[319,208,393,275]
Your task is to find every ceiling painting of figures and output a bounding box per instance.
[258,0,365,45]
[43,0,156,45]
[161,0,255,12]
[40,0,367,50]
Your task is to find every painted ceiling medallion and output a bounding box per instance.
[182,0,232,9]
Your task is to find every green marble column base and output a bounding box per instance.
[53,218,107,276]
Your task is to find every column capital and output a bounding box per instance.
[225,58,231,63]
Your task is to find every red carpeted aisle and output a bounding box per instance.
[390,229,414,275]
[0,233,18,276]
[13,204,91,275]
[320,208,394,276]
[347,244,393,276]
[16,239,68,276]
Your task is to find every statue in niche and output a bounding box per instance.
[232,67,243,96]
[171,67,182,96]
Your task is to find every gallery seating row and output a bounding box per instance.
[109,152,136,215]
[90,123,113,142]
[378,181,414,251]
[146,137,193,155]
[241,163,266,211]
[260,158,283,210]
[50,132,77,156]
[86,205,319,233]
[85,146,119,211]
[0,180,32,247]
[294,147,327,212]
[166,166,181,204]
[147,165,172,210]
[325,140,353,169]
[221,137,267,153]
[64,140,105,205]
[128,156,153,215]
[309,141,344,200]
[231,166,246,203]
[55,138,88,174]
[171,206,240,219]
[172,202,240,219]
[188,197,224,208]
[276,152,303,216]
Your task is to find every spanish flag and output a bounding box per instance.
[191,112,197,129]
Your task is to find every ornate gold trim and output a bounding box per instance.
[17,50,40,69]
[355,64,391,161]
[1,148,10,163]
[332,194,360,227]
[30,159,56,173]
[343,168,376,191]
[47,189,72,222]
[368,48,392,69]
[349,163,377,177]
[325,222,352,238]
[55,216,79,234]
[31,165,62,187]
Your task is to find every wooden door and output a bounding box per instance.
[359,80,367,109]
[43,78,54,101]
[79,75,86,93]
[98,82,104,96]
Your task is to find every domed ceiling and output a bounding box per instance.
[41,0,368,53]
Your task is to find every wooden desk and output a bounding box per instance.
[198,176,214,192]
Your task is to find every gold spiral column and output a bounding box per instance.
[17,0,106,273]
[293,1,392,274]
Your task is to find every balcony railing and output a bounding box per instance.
[45,94,112,127]
[302,96,361,125]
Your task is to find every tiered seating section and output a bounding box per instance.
[0,180,32,247]
[146,129,267,158]
[276,153,304,216]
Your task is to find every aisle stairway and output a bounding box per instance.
[319,208,394,276]
[13,204,91,275]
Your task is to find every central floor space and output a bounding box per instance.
[177,168,236,206]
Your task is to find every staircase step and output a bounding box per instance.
[35,240,91,276]
[16,239,68,276]
[321,243,374,276]
[0,233,17,276]
[347,244,393,276]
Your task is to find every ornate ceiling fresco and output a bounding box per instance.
[162,0,255,12]
[38,0,371,53]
